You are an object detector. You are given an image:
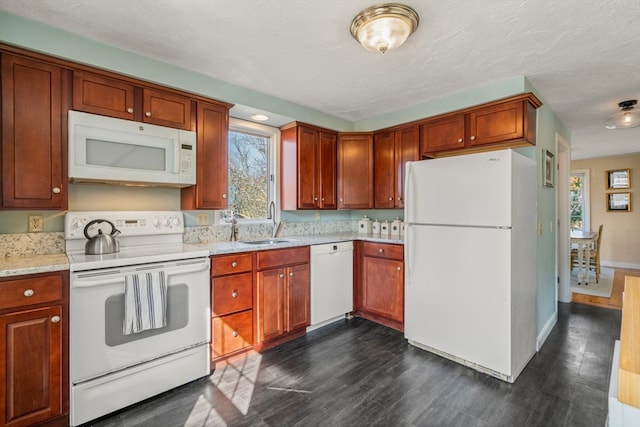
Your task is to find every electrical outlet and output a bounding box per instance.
[28,215,44,232]
[196,213,209,226]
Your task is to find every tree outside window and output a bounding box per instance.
[227,130,269,219]
[570,170,589,231]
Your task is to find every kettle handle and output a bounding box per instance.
[84,219,119,239]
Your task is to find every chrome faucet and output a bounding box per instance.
[267,201,279,238]
[230,216,238,242]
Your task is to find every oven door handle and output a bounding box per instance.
[73,261,209,288]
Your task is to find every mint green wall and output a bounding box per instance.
[1,12,568,342]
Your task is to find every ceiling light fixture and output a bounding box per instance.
[251,114,269,121]
[350,3,419,53]
[604,100,640,129]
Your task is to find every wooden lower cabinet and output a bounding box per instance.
[354,241,404,332]
[0,272,68,427]
[255,247,310,350]
[211,254,254,364]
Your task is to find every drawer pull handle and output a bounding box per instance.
[51,316,61,323]
[232,331,238,337]
[24,289,34,297]
[231,261,238,267]
[378,249,384,253]
[231,290,238,298]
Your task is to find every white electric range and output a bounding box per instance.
[65,211,211,426]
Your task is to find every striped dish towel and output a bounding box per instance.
[123,271,168,335]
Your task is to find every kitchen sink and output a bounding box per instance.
[240,238,292,245]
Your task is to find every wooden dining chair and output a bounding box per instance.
[571,224,604,282]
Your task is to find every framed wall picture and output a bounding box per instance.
[607,192,631,212]
[543,149,554,187]
[606,169,630,189]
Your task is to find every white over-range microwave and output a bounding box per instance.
[68,110,197,187]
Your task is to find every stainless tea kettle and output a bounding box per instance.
[84,219,121,255]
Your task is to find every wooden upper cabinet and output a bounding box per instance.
[337,132,374,209]
[421,114,466,154]
[1,54,68,209]
[280,123,337,210]
[142,87,192,130]
[73,70,193,130]
[73,71,136,120]
[374,126,419,208]
[420,93,542,158]
[181,101,230,210]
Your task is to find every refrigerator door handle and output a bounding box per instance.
[405,224,412,285]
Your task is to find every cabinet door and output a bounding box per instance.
[0,306,62,427]
[297,126,319,209]
[361,256,404,322]
[142,88,193,131]
[1,55,66,209]
[256,268,285,343]
[286,263,310,332]
[337,133,374,209]
[468,100,524,146]
[420,114,465,155]
[318,131,337,209]
[394,126,420,208]
[72,71,136,120]
[181,101,229,209]
[374,132,395,208]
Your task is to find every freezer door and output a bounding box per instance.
[405,224,512,375]
[405,150,513,227]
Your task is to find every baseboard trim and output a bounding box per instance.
[537,310,558,351]
[602,261,640,270]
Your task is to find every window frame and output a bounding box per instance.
[217,117,280,224]
[570,168,590,232]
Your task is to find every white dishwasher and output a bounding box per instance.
[309,241,354,330]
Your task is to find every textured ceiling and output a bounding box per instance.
[2,0,640,159]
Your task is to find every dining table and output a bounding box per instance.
[571,229,598,285]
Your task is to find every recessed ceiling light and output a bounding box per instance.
[251,114,269,121]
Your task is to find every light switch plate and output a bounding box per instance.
[28,215,44,232]
[196,213,209,226]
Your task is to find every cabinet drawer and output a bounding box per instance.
[0,275,63,311]
[213,273,253,316]
[256,246,310,270]
[212,310,253,358]
[361,242,404,260]
[212,253,253,276]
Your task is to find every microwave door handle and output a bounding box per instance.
[173,140,180,173]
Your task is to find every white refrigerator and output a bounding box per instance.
[404,149,537,383]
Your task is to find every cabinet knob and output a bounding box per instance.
[127,107,134,114]
[222,194,227,199]
[397,266,402,271]
[289,272,294,277]
[321,198,325,202]
[232,331,238,337]
[52,187,61,194]
[231,290,238,298]
[457,138,463,143]
[470,135,476,141]
[398,197,402,201]
[314,197,318,201]
[145,111,152,117]
[378,249,384,253]
[339,198,343,202]
[51,316,61,323]
[279,273,285,278]
[231,261,238,267]
[23,289,34,297]
[389,197,393,201]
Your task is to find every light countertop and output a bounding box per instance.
[0,233,404,277]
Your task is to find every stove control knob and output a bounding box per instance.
[169,217,179,227]
[153,218,162,228]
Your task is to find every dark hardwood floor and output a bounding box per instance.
[88,303,621,427]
